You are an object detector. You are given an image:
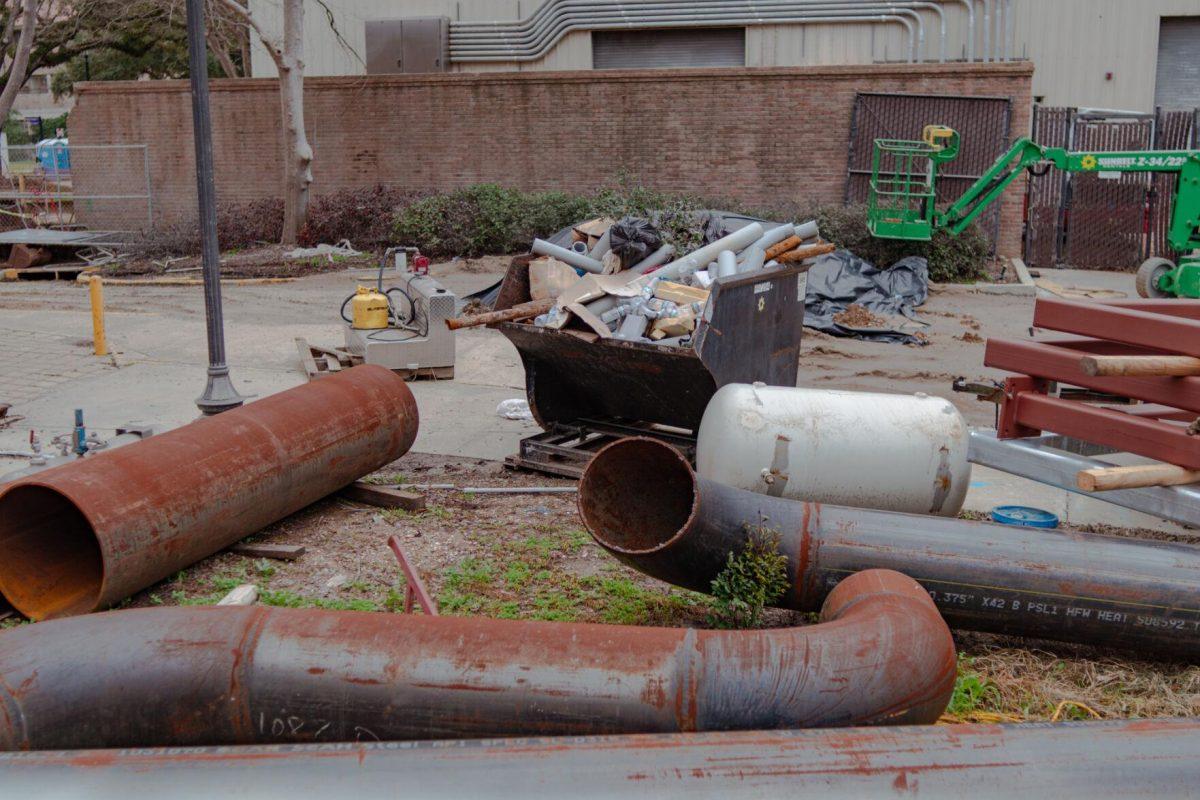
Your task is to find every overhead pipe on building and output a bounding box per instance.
[4,719,1197,798]
[0,573,956,750]
[0,365,419,620]
[450,4,924,62]
[450,2,930,63]
[578,437,1200,658]
[952,0,975,61]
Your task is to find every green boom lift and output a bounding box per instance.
[867,125,1200,298]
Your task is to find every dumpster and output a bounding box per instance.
[493,255,807,477]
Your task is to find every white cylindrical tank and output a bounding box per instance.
[696,383,971,516]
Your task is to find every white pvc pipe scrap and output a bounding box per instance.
[794,219,820,240]
[716,250,739,279]
[588,229,612,260]
[630,244,674,273]
[532,239,605,274]
[738,245,766,274]
[655,223,764,282]
[751,223,797,252]
[696,384,971,516]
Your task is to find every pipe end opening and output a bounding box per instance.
[0,484,103,620]
[578,437,697,555]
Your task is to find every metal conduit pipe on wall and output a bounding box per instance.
[578,438,1200,658]
[0,573,955,750]
[2,719,1197,798]
[0,365,419,620]
[452,12,919,64]
[449,5,925,61]
[449,3,930,63]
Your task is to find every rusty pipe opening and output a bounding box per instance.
[578,437,697,554]
[0,484,102,619]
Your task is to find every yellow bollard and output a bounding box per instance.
[89,275,108,356]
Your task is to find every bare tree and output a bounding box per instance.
[0,0,38,123]
[218,0,310,244]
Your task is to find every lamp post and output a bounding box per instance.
[186,0,243,415]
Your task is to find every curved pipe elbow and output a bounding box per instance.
[0,573,953,751]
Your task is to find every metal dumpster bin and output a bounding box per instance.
[493,255,806,477]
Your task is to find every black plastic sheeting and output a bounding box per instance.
[608,217,663,267]
[804,251,930,345]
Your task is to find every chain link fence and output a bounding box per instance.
[0,142,153,235]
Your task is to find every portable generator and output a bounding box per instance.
[341,250,457,379]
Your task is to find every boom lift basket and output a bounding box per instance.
[867,138,940,241]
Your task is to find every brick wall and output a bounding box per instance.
[71,62,1034,255]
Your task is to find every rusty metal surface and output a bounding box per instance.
[1033,298,1200,359]
[3,719,1198,798]
[387,534,438,615]
[0,365,419,620]
[579,437,1200,658]
[0,571,954,751]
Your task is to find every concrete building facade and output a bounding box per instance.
[246,0,1199,112]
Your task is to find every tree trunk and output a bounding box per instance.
[278,0,311,245]
[0,0,38,123]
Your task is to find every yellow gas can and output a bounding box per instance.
[351,286,390,329]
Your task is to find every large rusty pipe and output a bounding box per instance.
[0,570,954,750]
[3,719,1197,797]
[0,365,419,620]
[579,437,1200,658]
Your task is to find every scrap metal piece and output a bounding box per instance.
[0,365,419,620]
[578,437,1200,658]
[0,571,954,750]
[2,719,1197,798]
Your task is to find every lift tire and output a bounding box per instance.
[1136,257,1175,299]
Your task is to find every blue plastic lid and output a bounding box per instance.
[990,505,1059,528]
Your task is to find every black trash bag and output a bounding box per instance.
[804,250,930,345]
[608,217,663,267]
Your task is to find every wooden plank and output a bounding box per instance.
[216,584,259,606]
[294,337,322,380]
[231,543,307,560]
[324,354,342,372]
[1077,464,1200,492]
[1080,355,1200,377]
[340,481,427,511]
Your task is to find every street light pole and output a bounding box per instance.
[186,0,244,415]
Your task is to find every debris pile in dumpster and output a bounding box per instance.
[481,213,831,347]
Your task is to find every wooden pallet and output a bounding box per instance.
[295,337,361,380]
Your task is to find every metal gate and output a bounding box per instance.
[844,92,1014,253]
[1024,106,1198,270]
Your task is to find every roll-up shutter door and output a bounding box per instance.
[1155,17,1200,110]
[593,28,746,70]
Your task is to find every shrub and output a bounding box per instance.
[808,204,989,283]
[708,527,790,629]
[298,185,427,249]
[393,184,593,258]
[133,197,283,256]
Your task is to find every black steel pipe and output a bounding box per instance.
[0,570,954,751]
[578,437,1200,658]
[2,719,1197,798]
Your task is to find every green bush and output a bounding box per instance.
[809,204,989,283]
[708,527,790,629]
[393,184,592,258]
[299,185,427,249]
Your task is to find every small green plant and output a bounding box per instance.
[255,559,276,578]
[948,656,1002,717]
[708,527,790,629]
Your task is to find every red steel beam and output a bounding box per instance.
[1009,392,1200,469]
[387,535,438,615]
[985,338,1200,413]
[1099,298,1200,320]
[1032,298,1200,358]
